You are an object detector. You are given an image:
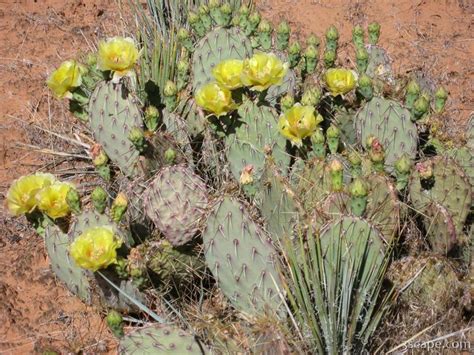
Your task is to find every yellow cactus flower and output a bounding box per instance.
[36,182,73,219]
[97,37,139,80]
[278,104,323,147]
[324,68,357,96]
[241,52,288,91]
[46,60,85,99]
[70,226,122,272]
[195,82,237,117]
[212,59,244,90]
[7,173,56,216]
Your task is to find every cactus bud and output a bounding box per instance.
[324,49,336,68]
[144,105,160,132]
[416,161,433,180]
[189,11,206,38]
[307,34,320,47]
[96,165,110,182]
[276,21,291,50]
[110,192,127,223]
[311,129,326,158]
[164,148,177,164]
[348,150,362,177]
[405,80,420,109]
[301,87,322,107]
[395,154,412,191]
[327,124,340,154]
[239,4,250,17]
[280,93,294,112]
[198,5,212,31]
[177,28,193,52]
[288,41,301,68]
[91,144,108,167]
[355,47,369,73]
[244,11,261,36]
[106,310,124,338]
[208,0,219,9]
[257,19,272,50]
[328,159,343,191]
[86,53,97,67]
[128,127,147,153]
[220,4,232,26]
[304,44,319,74]
[163,80,178,111]
[412,94,429,121]
[177,58,190,91]
[368,137,385,172]
[368,22,381,45]
[239,165,254,185]
[66,188,81,215]
[325,25,339,51]
[434,86,448,113]
[352,25,365,48]
[91,186,107,214]
[357,74,373,100]
[350,178,368,216]
[237,5,250,30]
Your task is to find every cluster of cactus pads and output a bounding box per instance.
[8,1,473,353]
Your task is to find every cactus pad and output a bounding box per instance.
[203,197,284,316]
[226,99,290,183]
[45,225,92,303]
[192,27,252,92]
[119,324,205,354]
[143,165,209,246]
[265,52,297,106]
[356,97,417,172]
[366,45,392,81]
[89,81,142,176]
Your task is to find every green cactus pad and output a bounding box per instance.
[265,52,297,107]
[226,99,290,183]
[45,225,92,303]
[143,165,209,246]
[203,197,285,316]
[332,108,357,147]
[422,202,457,254]
[89,81,142,177]
[356,97,417,172]
[366,45,392,81]
[192,27,252,92]
[119,324,205,354]
[409,156,471,241]
[310,192,350,232]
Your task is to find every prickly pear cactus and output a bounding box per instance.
[310,192,350,232]
[192,27,252,92]
[226,99,290,183]
[119,324,206,354]
[265,52,297,106]
[409,156,471,243]
[422,202,457,254]
[355,97,417,172]
[366,45,392,82]
[89,81,142,176]
[332,108,357,146]
[143,165,209,246]
[203,197,285,316]
[45,225,92,303]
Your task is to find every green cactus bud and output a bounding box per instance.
[189,11,206,38]
[350,178,368,216]
[356,47,369,73]
[348,150,362,177]
[257,19,272,50]
[66,188,81,215]
[368,22,381,45]
[412,95,429,121]
[280,93,294,112]
[326,25,339,51]
[144,105,160,132]
[368,138,385,172]
[328,159,343,191]
[324,49,336,68]
[128,127,147,153]
[114,257,128,279]
[164,148,177,164]
[244,11,261,36]
[91,144,108,167]
[357,74,373,100]
[198,5,212,31]
[326,124,340,154]
[239,4,250,16]
[276,21,290,50]
[177,58,189,91]
[91,186,107,214]
[311,129,326,158]
[237,5,250,30]
[304,44,319,74]
[177,28,193,52]
[352,25,365,48]
[301,87,322,107]
[106,310,124,338]
[208,0,219,8]
[163,80,178,111]
[96,165,110,182]
[307,34,320,47]
[86,53,97,66]
[219,4,232,26]
[288,41,301,68]
[394,154,412,190]
[434,86,448,113]
[110,192,127,223]
[405,80,420,109]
